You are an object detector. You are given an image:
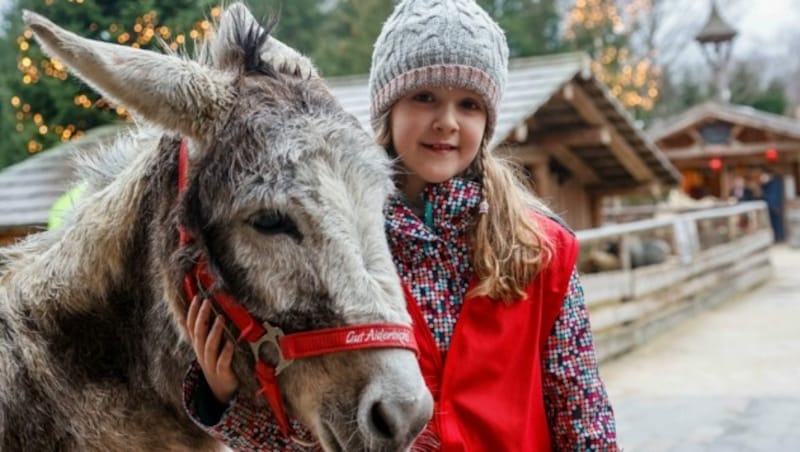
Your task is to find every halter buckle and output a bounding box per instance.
[249,322,294,375]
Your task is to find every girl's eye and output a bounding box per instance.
[412,92,435,103]
[249,211,302,240]
[461,99,482,111]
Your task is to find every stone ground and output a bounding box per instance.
[600,245,800,451]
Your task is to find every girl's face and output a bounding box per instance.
[390,86,487,199]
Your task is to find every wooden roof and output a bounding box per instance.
[648,100,800,159]
[0,125,123,230]
[328,52,680,190]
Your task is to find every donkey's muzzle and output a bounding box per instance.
[360,385,434,449]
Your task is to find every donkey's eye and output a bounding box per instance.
[249,211,301,239]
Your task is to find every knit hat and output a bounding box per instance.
[369,0,509,142]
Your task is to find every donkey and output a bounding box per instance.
[0,3,432,451]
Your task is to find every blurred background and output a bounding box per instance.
[1,0,799,169]
[0,1,798,450]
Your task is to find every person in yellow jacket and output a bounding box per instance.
[48,181,88,229]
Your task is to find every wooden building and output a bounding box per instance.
[0,125,122,246]
[329,52,680,229]
[648,100,800,203]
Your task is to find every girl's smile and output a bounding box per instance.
[423,142,459,153]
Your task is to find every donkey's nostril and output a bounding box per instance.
[360,385,433,446]
[369,401,397,439]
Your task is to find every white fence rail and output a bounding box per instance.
[577,202,774,362]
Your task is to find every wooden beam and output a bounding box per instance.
[663,141,800,159]
[496,143,549,166]
[589,192,604,228]
[688,128,705,146]
[584,181,661,197]
[542,144,602,185]
[503,143,602,185]
[534,112,582,125]
[562,83,655,182]
[730,124,744,142]
[532,160,553,200]
[532,126,611,148]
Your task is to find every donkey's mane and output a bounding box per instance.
[235,15,278,76]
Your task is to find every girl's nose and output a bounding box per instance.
[433,104,459,133]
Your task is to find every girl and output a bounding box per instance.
[184,0,618,449]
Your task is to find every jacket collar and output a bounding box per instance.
[385,177,482,242]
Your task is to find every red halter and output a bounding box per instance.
[176,139,418,438]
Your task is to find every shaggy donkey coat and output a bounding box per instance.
[0,4,431,451]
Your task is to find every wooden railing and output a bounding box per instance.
[577,202,774,362]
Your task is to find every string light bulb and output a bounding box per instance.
[10,3,225,155]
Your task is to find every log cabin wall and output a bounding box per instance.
[0,227,38,247]
[550,177,592,230]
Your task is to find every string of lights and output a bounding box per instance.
[9,3,222,155]
[565,0,661,113]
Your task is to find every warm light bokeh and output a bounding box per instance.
[11,3,222,154]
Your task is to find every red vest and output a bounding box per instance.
[406,215,578,451]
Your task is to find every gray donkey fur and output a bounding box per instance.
[0,3,431,451]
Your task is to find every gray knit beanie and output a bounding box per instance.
[369,0,509,142]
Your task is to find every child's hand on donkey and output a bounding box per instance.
[186,297,240,405]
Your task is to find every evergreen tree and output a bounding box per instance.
[564,0,662,120]
[653,62,790,120]
[261,0,327,59]
[729,61,789,116]
[477,0,564,58]
[750,80,788,116]
[308,0,565,78]
[310,0,393,77]
[652,68,712,119]
[215,0,327,59]
[0,0,216,170]
[728,61,761,106]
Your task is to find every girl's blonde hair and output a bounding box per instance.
[376,111,553,302]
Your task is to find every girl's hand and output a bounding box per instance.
[186,297,239,405]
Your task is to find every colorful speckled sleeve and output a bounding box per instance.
[542,268,618,451]
[182,362,318,451]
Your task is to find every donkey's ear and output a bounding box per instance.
[23,10,235,141]
[260,35,319,79]
[213,2,318,78]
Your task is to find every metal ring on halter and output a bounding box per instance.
[249,322,294,375]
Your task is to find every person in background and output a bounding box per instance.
[183,0,618,450]
[48,181,88,229]
[729,175,755,203]
[729,175,756,231]
[760,167,785,241]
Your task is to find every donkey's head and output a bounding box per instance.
[24,3,431,450]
